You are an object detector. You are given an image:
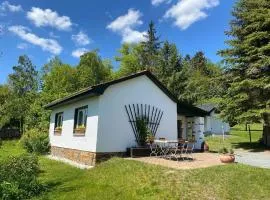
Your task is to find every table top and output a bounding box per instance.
[154,139,188,143]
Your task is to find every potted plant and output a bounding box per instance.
[54,127,62,135]
[219,147,235,163]
[146,133,155,144]
[74,125,86,135]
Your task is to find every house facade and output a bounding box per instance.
[45,71,210,166]
[198,104,230,134]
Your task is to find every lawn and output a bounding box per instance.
[205,124,264,152]
[1,137,270,200]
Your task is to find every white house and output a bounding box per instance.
[198,104,230,135]
[45,71,208,166]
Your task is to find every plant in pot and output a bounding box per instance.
[146,132,155,144]
[54,126,62,135]
[75,125,86,134]
[219,147,235,163]
[135,117,149,146]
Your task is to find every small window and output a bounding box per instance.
[74,106,88,136]
[54,112,63,135]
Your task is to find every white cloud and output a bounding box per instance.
[122,29,146,43]
[164,0,219,30]
[17,43,28,49]
[107,9,146,43]
[71,31,91,46]
[27,7,72,31]
[72,48,88,58]
[49,31,59,38]
[8,25,62,54]
[0,24,4,35]
[0,1,22,13]
[151,0,171,6]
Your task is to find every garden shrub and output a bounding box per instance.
[0,154,44,200]
[21,128,50,154]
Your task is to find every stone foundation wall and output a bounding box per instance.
[51,146,125,166]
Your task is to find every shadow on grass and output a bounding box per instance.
[232,141,268,152]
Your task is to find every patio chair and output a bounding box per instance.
[149,142,158,157]
[177,139,187,161]
[168,139,185,161]
[185,140,195,160]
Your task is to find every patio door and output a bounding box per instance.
[177,120,183,139]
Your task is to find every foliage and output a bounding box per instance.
[115,43,146,77]
[219,147,234,155]
[77,50,113,88]
[135,117,151,146]
[205,123,263,152]
[5,55,38,133]
[21,129,50,154]
[0,154,44,200]
[0,139,269,199]
[218,0,270,124]
[142,21,161,70]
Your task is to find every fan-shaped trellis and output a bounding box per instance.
[125,104,163,144]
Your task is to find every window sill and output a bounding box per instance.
[54,130,62,136]
[73,128,86,136]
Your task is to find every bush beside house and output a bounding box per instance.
[21,129,50,154]
[0,154,45,200]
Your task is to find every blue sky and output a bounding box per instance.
[0,0,235,84]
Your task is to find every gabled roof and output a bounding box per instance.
[197,103,217,113]
[178,102,209,117]
[45,70,209,117]
[44,70,178,109]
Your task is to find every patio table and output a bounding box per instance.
[154,140,179,158]
[154,140,189,160]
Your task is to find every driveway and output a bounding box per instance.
[235,150,270,168]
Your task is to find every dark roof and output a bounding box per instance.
[178,102,209,117]
[45,70,209,117]
[44,70,178,109]
[197,103,217,113]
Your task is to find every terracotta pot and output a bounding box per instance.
[220,154,235,163]
[204,143,209,152]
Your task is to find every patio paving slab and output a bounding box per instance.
[126,153,226,170]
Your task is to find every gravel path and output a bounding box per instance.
[235,150,270,168]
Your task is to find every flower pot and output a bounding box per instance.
[204,143,209,152]
[74,128,86,136]
[220,154,235,163]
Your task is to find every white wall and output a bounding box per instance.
[49,97,99,152]
[204,113,230,134]
[97,75,177,152]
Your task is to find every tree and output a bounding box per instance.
[157,41,182,81]
[190,51,210,75]
[115,43,145,77]
[7,55,38,133]
[77,51,113,88]
[42,62,79,101]
[142,21,161,70]
[0,85,11,128]
[218,0,270,124]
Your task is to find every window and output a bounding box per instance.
[54,112,63,135]
[74,106,88,135]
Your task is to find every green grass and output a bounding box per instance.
[33,157,270,200]
[205,124,264,152]
[0,139,25,161]
[1,130,270,200]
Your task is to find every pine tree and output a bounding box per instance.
[218,0,270,124]
[142,21,161,70]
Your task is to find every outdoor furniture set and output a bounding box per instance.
[148,138,195,161]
